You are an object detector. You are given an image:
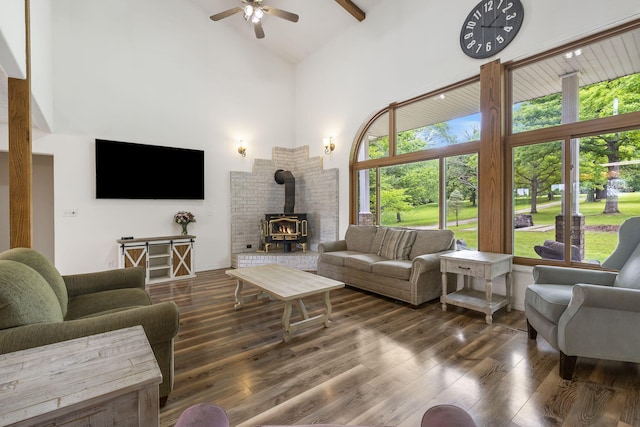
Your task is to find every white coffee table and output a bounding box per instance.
[225,264,345,341]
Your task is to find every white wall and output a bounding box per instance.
[0,0,26,79]
[31,0,54,131]
[0,0,54,130]
[43,0,295,274]
[293,0,640,308]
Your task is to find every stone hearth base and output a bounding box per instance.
[231,251,319,271]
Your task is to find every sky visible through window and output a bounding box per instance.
[449,113,481,142]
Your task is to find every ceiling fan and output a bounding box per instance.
[210,0,299,39]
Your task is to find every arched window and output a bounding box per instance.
[351,79,481,250]
[350,19,640,265]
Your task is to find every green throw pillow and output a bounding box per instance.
[0,260,64,330]
[0,248,68,316]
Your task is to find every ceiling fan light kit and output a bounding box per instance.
[210,0,299,39]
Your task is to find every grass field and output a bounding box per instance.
[381,192,640,262]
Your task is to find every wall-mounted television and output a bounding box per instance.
[95,139,205,200]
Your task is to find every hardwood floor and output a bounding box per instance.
[150,269,640,427]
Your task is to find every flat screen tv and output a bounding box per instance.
[95,139,205,200]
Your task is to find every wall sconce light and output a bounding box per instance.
[238,140,247,157]
[323,137,335,154]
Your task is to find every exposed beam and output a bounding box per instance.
[8,0,32,249]
[335,0,365,22]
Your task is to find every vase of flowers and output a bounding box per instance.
[174,211,196,235]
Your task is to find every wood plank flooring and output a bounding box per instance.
[150,269,640,427]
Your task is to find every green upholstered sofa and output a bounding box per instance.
[0,247,180,402]
[317,225,456,305]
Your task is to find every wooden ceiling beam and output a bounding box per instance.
[334,0,365,22]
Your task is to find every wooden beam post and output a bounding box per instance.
[8,0,32,249]
[334,0,366,22]
[478,59,505,253]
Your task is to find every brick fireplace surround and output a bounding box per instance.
[230,146,339,270]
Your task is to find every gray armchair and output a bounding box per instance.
[525,217,640,379]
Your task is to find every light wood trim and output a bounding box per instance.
[334,0,365,21]
[562,136,573,261]
[393,76,480,109]
[349,166,357,224]
[478,59,504,253]
[349,107,389,224]
[439,157,445,228]
[8,0,32,249]
[507,111,640,146]
[352,141,481,170]
[374,167,380,223]
[504,19,640,71]
[503,19,640,264]
[388,102,396,157]
[503,126,515,255]
[349,76,481,227]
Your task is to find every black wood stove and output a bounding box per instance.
[262,170,308,253]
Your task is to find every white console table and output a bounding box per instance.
[118,235,196,284]
[440,250,513,324]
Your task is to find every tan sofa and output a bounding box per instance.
[317,225,456,305]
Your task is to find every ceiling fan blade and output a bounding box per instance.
[254,20,265,39]
[210,7,243,21]
[262,6,299,23]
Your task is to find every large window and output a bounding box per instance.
[507,23,640,265]
[511,27,640,134]
[352,80,480,248]
[363,112,390,160]
[395,82,481,155]
[512,140,565,259]
[352,20,640,266]
[445,154,479,250]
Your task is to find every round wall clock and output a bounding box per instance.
[460,0,525,59]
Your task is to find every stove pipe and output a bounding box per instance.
[274,169,295,214]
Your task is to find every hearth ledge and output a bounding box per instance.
[231,251,319,271]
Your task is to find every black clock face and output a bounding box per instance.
[460,0,524,59]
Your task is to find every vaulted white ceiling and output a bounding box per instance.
[1,3,639,132]
[0,0,383,128]
[190,0,384,64]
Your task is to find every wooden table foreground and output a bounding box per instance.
[0,326,162,427]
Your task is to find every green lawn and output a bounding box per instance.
[381,192,640,261]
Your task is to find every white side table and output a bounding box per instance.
[440,250,513,324]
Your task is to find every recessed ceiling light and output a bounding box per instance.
[564,49,583,59]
